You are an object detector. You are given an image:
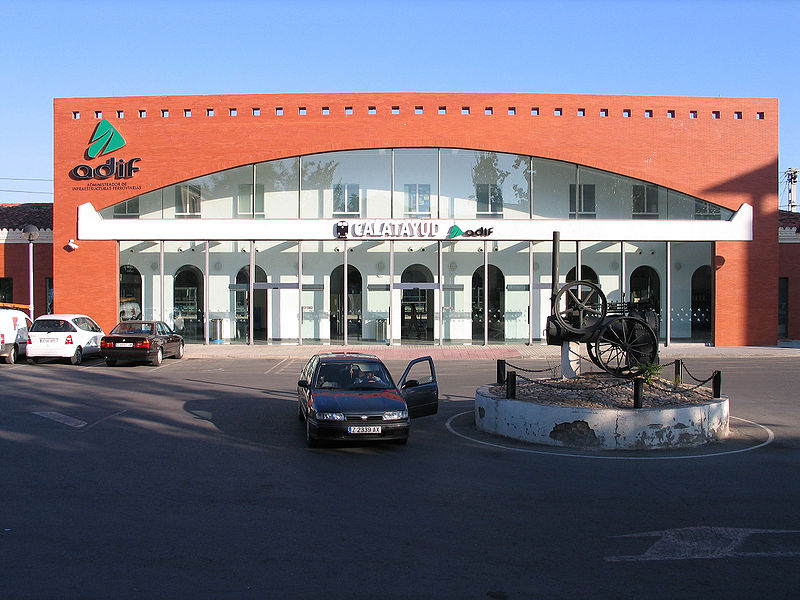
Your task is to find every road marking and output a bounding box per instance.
[264,358,291,375]
[605,527,800,561]
[445,412,774,460]
[33,412,87,429]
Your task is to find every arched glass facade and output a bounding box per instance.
[106,149,728,345]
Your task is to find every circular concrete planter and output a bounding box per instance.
[475,385,729,450]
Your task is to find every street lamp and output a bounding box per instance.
[22,224,39,319]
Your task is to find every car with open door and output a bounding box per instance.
[296,352,438,446]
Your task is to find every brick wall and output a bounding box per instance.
[53,93,779,344]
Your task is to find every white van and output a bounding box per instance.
[0,308,32,365]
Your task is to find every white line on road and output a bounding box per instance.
[33,412,87,429]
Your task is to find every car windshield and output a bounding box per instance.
[30,319,76,333]
[111,323,154,335]
[314,360,393,390]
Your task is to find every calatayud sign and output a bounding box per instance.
[69,119,142,187]
[336,220,494,239]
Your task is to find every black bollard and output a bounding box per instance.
[507,371,516,399]
[497,359,506,385]
[674,359,682,385]
[712,370,721,399]
[633,378,643,408]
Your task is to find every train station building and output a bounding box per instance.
[50,93,779,346]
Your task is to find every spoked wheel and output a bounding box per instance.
[593,316,658,378]
[553,280,607,335]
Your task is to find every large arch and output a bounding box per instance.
[472,265,505,342]
[234,265,267,343]
[330,264,362,342]
[119,264,142,321]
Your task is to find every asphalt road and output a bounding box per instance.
[1,354,798,599]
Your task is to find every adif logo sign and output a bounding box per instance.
[446,225,494,239]
[69,119,141,181]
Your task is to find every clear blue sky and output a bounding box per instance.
[1,0,797,206]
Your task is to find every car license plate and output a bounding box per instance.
[116,343,133,348]
[348,426,381,434]
[41,338,57,344]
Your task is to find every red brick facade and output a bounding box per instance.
[53,93,779,344]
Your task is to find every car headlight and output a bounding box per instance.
[382,410,408,421]
[315,412,345,421]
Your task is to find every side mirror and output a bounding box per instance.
[401,379,419,390]
[297,379,309,388]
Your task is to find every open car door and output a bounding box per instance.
[398,356,438,418]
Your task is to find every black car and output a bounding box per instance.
[100,320,184,366]
[297,352,438,446]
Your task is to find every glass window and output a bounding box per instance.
[394,148,438,218]
[569,184,596,219]
[256,157,299,218]
[175,184,201,218]
[632,184,659,219]
[0,277,11,302]
[404,184,431,217]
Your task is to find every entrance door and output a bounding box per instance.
[233,265,267,343]
[330,265,362,342]
[691,265,712,342]
[174,266,204,343]
[401,264,434,342]
[472,265,505,342]
[119,265,142,321]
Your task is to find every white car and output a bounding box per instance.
[0,308,33,365]
[27,314,105,365]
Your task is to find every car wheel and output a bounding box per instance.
[174,342,185,359]
[151,347,163,366]
[105,359,117,367]
[70,347,83,365]
[4,345,16,365]
[306,418,318,447]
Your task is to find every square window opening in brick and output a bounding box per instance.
[734,111,742,119]
[229,108,237,116]
[392,106,400,115]
[712,111,720,119]
[72,111,80,119]
[667,110,675,118]
[139,110,147,118]
[345,107,353,115]
[415,106,423,115]
[322,107,330,115]
[161,109,169,118]
[276,107,284,116]
[554,108,562,116]
[690,110,697,119]
[577,108,585,117]
[644,110,653,118]
[207,108,214,117]
[623,109,631,117]
[462,106,470,115]
[600,108,608,117]
[507,107,516,115]
[184,109,192,117]
[438,106,447,115]
[299,107,307,116]
[485,107,493,115]
[531,107,539,116]
[95,111,102,119]
[116,110,124,119]
[252,108,261,116]
[368,106,376,114]
[757,112,765,120]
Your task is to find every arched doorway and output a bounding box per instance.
[119,265,142,321]
[330,265,362,342]
[472,265,505,342]
[234,265,267,343]
[174,265,204,343]
[691,265,712,342]
[566,265,599,284]
[401,264,434,342]
[630,266,660,311]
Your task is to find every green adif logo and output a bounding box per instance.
[69,119,140,181]
[87,119,126,158]
[447,224,494,238]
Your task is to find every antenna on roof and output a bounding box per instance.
[788,168,798,212]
